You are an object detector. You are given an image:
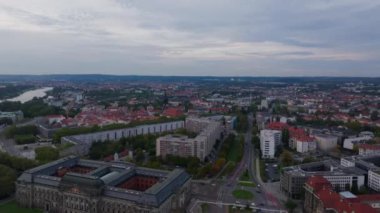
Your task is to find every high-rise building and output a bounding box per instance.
[260,129,281,159]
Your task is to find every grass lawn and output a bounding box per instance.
[238,181,256,187]
[229,206,252,213]
[201,203,209,213]
[0,201,42,213]
[56,142,75,151]
[232,189,254,200]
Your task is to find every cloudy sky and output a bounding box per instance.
[0,0,379,76]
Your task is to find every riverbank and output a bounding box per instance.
[0,87,53,103]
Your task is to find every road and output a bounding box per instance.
[188,113,287,212]
[216,113,284,211]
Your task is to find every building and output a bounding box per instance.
[267,122,316,153]
[343,135,373,150]
[304,176,379,213]
[341,155,380,192]
[260,129,281,159]
[16,156,191,213]
[259,99,269,110]
[156,117,223,161]
[314,134,338,151]
[294,136,317,153]
[256,112,272,130]
[358,144,380,156]
[281,160,366,199]
[61,121,185,156]
[156,135,196,158]
[0,110,24,122]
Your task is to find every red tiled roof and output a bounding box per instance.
[306,176,379,213]
[358,144,380,151]
[267,122,289,130]
[163,107,183,117]
[306,176,332,191]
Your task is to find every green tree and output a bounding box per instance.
[302,156,315,164]
[371,111,379,121]
[285,199,297,213]
[282,129,290,148]
[0,152,37,171]
[14,135,36,145]
[280,150,293,167]
[0,165,17,199]
[35,147,59,163]
[351,182,359,194]
[0,118,13,125]
[275,145,283,158]
[346,121,362,132]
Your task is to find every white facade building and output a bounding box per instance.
[369,170,380,192]
[324,175,365,191]
[358,144,380,156]
[260,130,281,159]
[156,117,224,161]
[296,140,317,153]
[343,135,373,150]
[314,134,338,151]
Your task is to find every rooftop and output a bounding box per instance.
[17,156,190,207]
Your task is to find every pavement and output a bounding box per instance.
[188,113,287,213]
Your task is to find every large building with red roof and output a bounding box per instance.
[267,122,317,153]
[304,176,380,213]
[359,144,380,156]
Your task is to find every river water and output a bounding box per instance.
[1,87,53,103]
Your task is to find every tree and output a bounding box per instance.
[212,158,226,174]
[371,111,379,121]
[0,165,17,199]
[346,121,362,133]
[282,129,290,148]
[134,148,145,163]
[0,118,13,125]
[285,199,297,213]
[275,145,283,158]
[280,150,293,167]
[236,113,248,133]
[351,182,359,194]
[251,135,260,149]
[302,156,315,164]
[0,151,37,171]
[35,147,59,163]
[345,183,351,191]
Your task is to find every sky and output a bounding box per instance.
[0,0,379,77]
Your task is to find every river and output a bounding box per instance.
[1,87,53,103]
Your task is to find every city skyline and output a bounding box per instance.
[0,0,379,76]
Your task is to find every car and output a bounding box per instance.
[236,201,241,204]
[251,202,256,206]
[260,203,264,206]
[256,190,261,193]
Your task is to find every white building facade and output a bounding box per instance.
[260,130,281,159]
[369,170,380,192]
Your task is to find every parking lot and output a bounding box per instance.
[264,163,280,182]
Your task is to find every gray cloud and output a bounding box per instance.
[0,0,379,76]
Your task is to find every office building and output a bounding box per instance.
[281,160,366,199]
[16,156,191,213]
